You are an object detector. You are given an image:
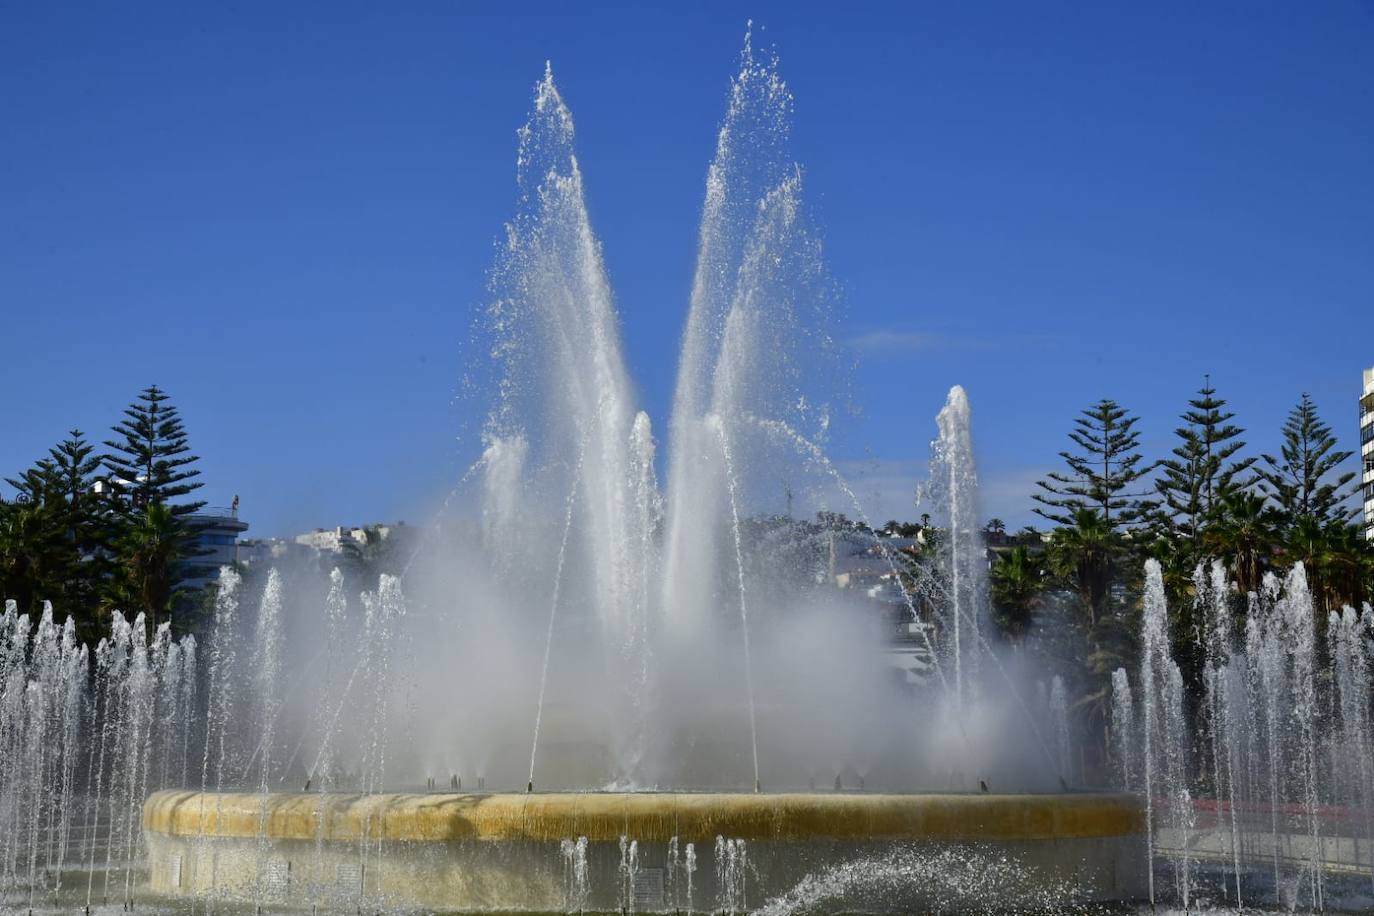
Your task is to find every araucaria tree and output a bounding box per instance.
[104,385,206,518]
[0,430,110,634]
[1033,400,1154,732]
[1258,392,1355,526]
[102,386,205,629]
[1154,380,1256,555]
[1034,399,1156,531]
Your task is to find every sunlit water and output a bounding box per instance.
[3,25,1373,916]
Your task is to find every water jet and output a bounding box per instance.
[0,28,1166,916]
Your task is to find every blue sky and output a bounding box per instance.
[3,2,1372,536]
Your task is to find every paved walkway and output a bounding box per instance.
[1156,826,1374,877]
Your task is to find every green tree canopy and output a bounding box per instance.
[107,502,192,632]
[0,431,111,629]
[1154,380,1256,550]
[989,545,1043,642]
[101,387,206,629]
[1202,491,1282,597]
[0,500,63,615]
[1033,399,1155,531]
[1047,508,1118,628]
[103,385,205,518]
[1258,393,1355,526]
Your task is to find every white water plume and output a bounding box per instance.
[0,31,1150,913]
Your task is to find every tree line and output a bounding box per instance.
[988,382,1370,734]
[0,386,207,641]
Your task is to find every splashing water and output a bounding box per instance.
[0,27,1205,915]
[1114,560,1374,912]
[752,846,1088,915]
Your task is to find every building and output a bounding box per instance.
[181,505,250,590]
[294,526,356,553]
[293,521,414,554]
[1362,367,1374,540]
[233,521,418,576]
[237,536,297,568]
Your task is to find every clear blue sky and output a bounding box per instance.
[3,2,1372,536]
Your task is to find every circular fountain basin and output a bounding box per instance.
[143,789,1147,911]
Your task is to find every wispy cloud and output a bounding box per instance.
[845,329,1061,355]
[846,331,947,353]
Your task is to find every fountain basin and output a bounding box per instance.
[144,789,1147,911]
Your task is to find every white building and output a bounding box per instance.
[293,521,414,554]
[1362,367,1374,540]
[237,537,297,567]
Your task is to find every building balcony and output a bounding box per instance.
[188,507,249,535]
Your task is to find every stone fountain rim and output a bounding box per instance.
[144,789,1144,844]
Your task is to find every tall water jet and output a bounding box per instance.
[1049,675,1071,781]
[250,569,285,910]
[1333,603,1374,895]
[1279,564,1324,909]
[1139,558,1188,906]
[663,26,833,641]
[930,385,986,705]
[484,62,649,786]
[1200,560,1242,906]
[1110,667,1135,790]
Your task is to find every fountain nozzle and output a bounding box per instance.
[754,778,760,793]
[527,780,534,793]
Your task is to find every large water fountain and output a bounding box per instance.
[0,30,1249,915]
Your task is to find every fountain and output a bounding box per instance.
[1,29,1151,915]
[1113,561,1374,911]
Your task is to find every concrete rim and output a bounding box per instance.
[144,790,1144,844]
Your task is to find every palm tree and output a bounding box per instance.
[109,502,189,632]
[1047,508,1116,628]
[0,501,65,614]
[989,546,1044,642]
[1203,492,1282,597]
[1321,523,1373,609]
[1284,515,1332,611]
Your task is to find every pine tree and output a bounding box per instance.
[4,456,57,505]
[0,499,62,615]
[47,430,112,625]
[1258,393,1356,526]
[102,387,204,628]
[1033,399,1156,531]
[1154,379,1256,549]
[49,430,105,521]
[103,386,205,518]
[2,432,114,631]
